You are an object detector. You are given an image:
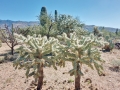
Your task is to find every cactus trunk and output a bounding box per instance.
[11,41,14,55]
[11,46,14,55]
[75,75,81,90]
[37,64,44,90]
[75,63,81,90]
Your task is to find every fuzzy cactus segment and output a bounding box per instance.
[13,33,59,78]
[57,32,104,77]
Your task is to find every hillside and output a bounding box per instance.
[84,25,119,32]
[0,20,119,32]
[0,20,39,28]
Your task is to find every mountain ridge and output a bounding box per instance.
[0,19,119,32]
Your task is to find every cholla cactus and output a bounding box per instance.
[102,35,114,52]
[13,33,59,90]
[13,32,105,90]
[56,32,104,90]
[93,26,99,36]
[74,27,89,37]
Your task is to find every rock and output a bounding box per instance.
[63,80,66,84]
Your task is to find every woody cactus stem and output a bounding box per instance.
[11,24,14,55]
[37,63,43,90]
[37,54,44,90]
[75,63,81,90]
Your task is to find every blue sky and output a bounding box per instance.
[0,0,120,28]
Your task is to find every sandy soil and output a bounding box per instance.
[0,43,120,90]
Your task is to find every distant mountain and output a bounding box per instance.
[0,20,119,32]
[0,20,39,28]
[84,25,119,32]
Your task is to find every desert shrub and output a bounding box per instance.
[102,35,114,52]
[4,53,18,61]
[110,60,120,72]
[111,60,120,67]
[16,26,33,37]
[0,29,7,43]
[100,28,117,39]
[74,27,90,38]
[0,56,5,63]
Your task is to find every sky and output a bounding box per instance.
[0,0,120,28]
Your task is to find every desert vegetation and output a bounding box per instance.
[0,6,120,90]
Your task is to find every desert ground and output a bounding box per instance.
[0,43,120,90]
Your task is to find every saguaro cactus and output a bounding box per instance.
[40,7,48,26]
[13,33,59,90]
[56,32,104,90]
[55,10,58,22]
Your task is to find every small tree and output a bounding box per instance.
[56,32,104,90]
[13,33,59,90]
[16,26,32,37]
[0,24,18,55]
